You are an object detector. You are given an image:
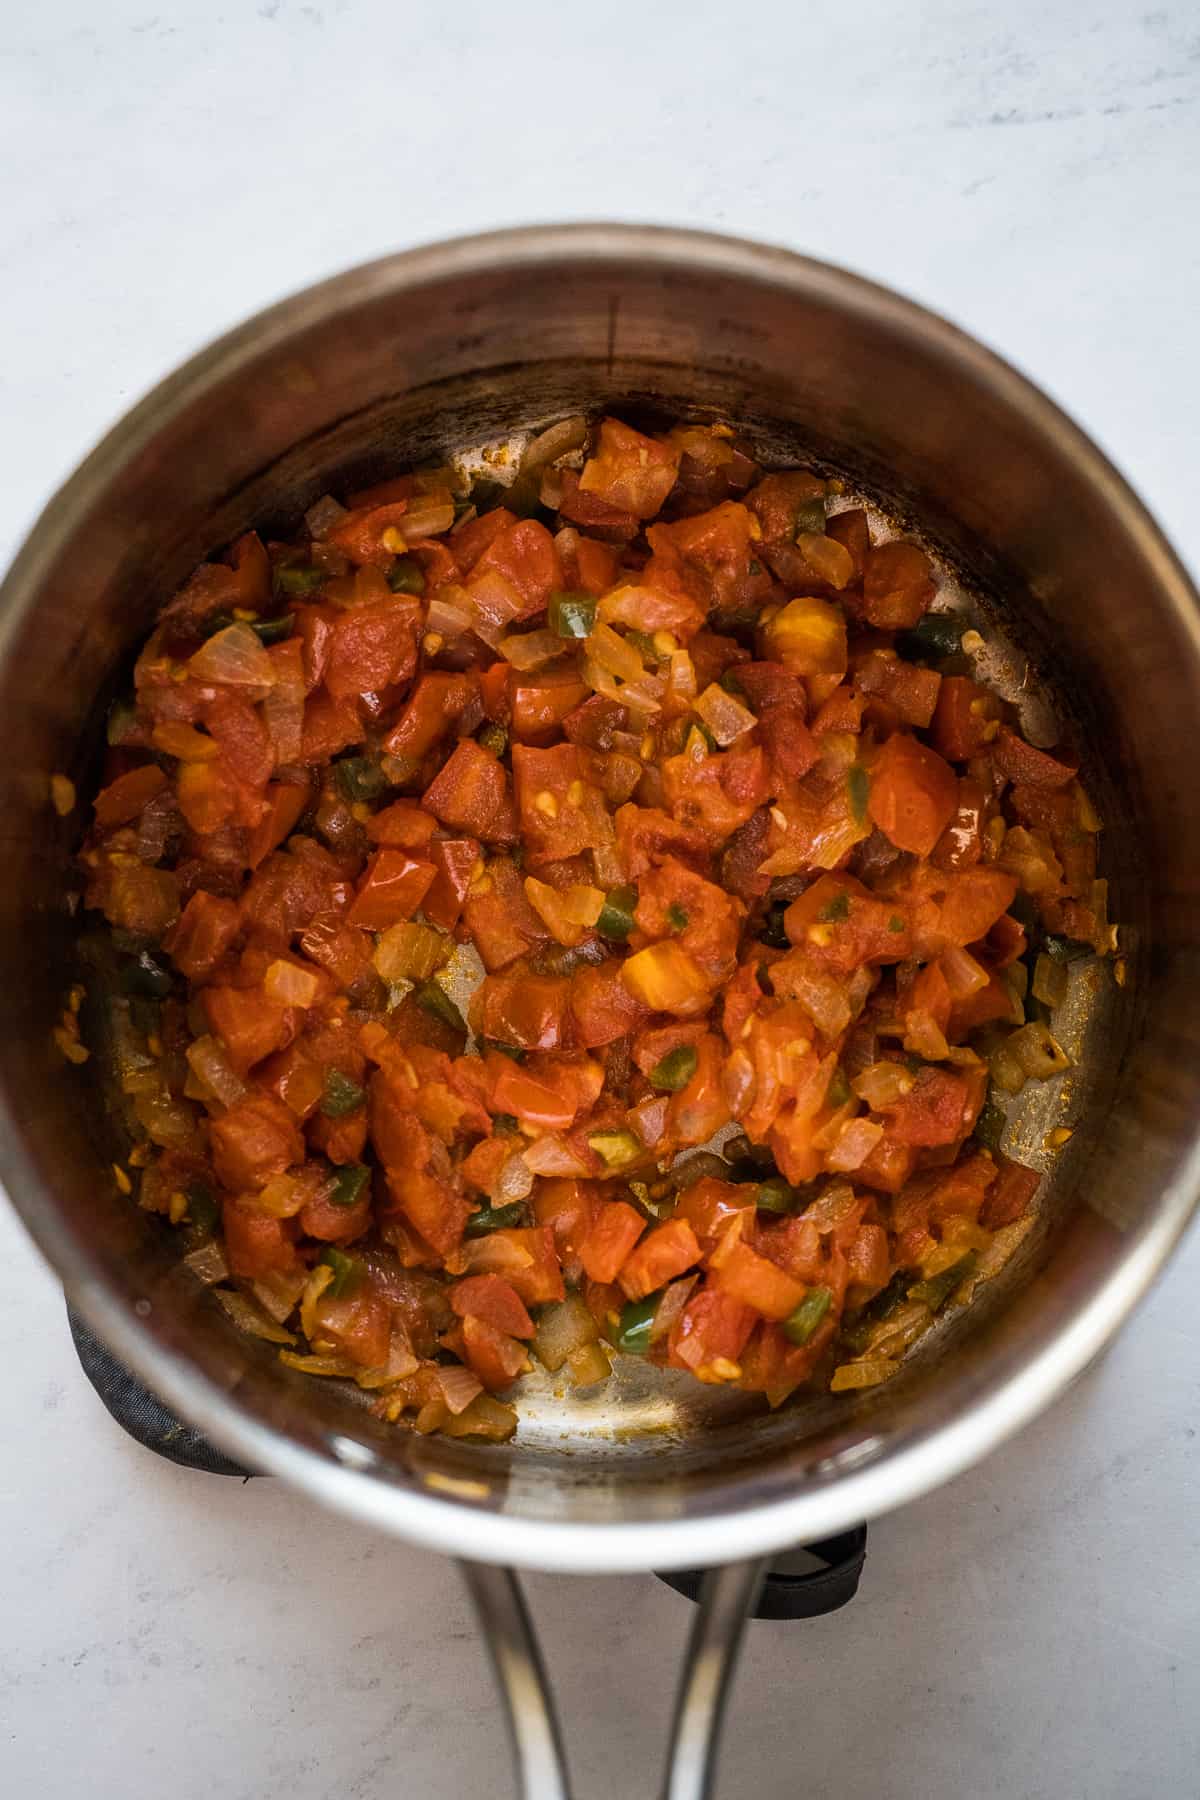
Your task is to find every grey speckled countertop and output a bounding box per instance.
[2,5,1199,1796]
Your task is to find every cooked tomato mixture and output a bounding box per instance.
[74,415,1109,1440]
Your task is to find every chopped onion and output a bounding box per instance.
[263,655,305,765]
[279,1350,359,1377]
[441,1395,518,1441]
[522,1134,592,1177]
[799,1180,858,1233]
[496,1150,534,1203]
[522,415,589,474]
[998,826,1063,894]
[305,494,348,540]
[133,1085,200,1151]
[187,623,277,690]
[851,1061,913,1109]
[374,921,450,983]
[1006,1022,1072,1080]
[648,1273,699,1346]
[299,1262,335,1341]
[694,682,756,746]
[433,1363,485,1414]
[940,943,990,1000]
[401,496,455,540]
[988,1040,1027,1096]
[1032,952,1069,1009]
[588,623,646,685]
[185,1035,246,1107]
[825,1116,884,1172]
[830,1357,898,1392]
[568,1342,612,1386]
[214,1287,297,1345]
[425,592,473,639]
[532,1294,598,1372]
[254,1172,309,1219]
[462,1234,536,1280]
[975,1214,1036,1282]
[251,1265,309,1321]
[263,959,321,1007]
[183,1240,229,1286]
[498,628,566,670]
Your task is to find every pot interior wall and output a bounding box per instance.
[1,235,1196,1537]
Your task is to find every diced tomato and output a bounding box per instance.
[512,742,611,864]
[666,1033,733,1147]
[617,1219,701,1301]
[300,1181,371,1241]
[312,1286,392,1368]
[533,1178,602,1261]
[462,1226,566,1305]
[861,540,935,629]
[423,836,481,933]
[579,1200,645,1284]
[203,692,274,788]
[450,1274,535,1339]
[325,500,412,568]
[211,1091,305,1191]
[222,1197,300,1278]
[931,676,1003,763]
[471,518,564,614]
[382,672,478,760]
[784,873,911,975]
[460,1313,530,1391]
[421,739,517,843]
[937,867,1019,945]
[461,856,548,971]
[661,742,767,842]
[246,782,309,870]
[301,689,363,762]
[868,732,958,856]
[855,648,942,729]
[667,1288,756,1378]
[366,799,439,849]
[451,506,518,572]
[845,1223,890,1300]
[94,763,168,830]
[324,596,420,700]
[165,890,241,980]
[510,670,591,741]
[203,984,292,1076]
[825,508,870,579]
[992,726,1077,790]
[477,967,571,1051]
[981,1156,1041,1229]
[577,419,680,518]
[346,849,435,930]
[879,1066,974,1147]
[851,1132,916,1196]
[490,1054,602,1132]
[632,856,743,980]
[710,1236,807,1321]
[569,961,648,1047]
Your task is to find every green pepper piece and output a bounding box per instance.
[477,722,509,758]
[908,1251,979,1312]
[319,1247,364,1297]
[252,612,296,645]
[759,902,790,950]
[588,1128,642,1169]
[328,1164,371,1209]
[825,1066,852,1108]
[321,1068,366,1118]
[625,628,658,661]
[665,902,690,932]
[486,1040,527,1063]
[840,1269,912,1353]
[794,497,827,537]
[898,612,963,662]
[275,564,325,597]
[755,1177,800,1215]
[818,892,850,923]
[615,1292,661,1355]
[846,763,869,824]
[973,1094,1007,1152]
[720,667,747,697]
[597,884,638,941]
[185,1181,219,1236]
[491,1112,519,1134]
[333,756,388,804]
[548,590,598,638]
[649,1044,698,1093]
[464,1201,528,1238]
[387,555,426,596]
[414,980,467,1035]
[783,1285,832,1346]
[120,950,174,999]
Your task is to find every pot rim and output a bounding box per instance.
[5,223,1200,1572]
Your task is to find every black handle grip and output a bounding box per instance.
[655,1525,867,1620]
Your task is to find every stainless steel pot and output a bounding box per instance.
[3,226,1199,1799]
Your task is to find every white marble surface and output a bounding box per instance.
[2,3,1200,1795]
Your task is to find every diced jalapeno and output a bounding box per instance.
[333,757,387,804]
[414,981,466,1034]
[615,1292,661,1355]
[665,902,689,932]
[486,1040,526,1063]
[783,1285,832,1346]
[755,1177,800,1214]
[465,1201,528,1237]
[909,1251,978,1312]
[588,1128,642,1169]
[794,497,827,536]
[649,1044,698,1092]
[548,590,597,638]
[818,892,850,923]
[840,1270,912,1352]
[185,1181,219,1235]
[387,555,426,595]
[898,612,963,661]
[826,1066,852,1108]
[597,884,638,941]
[760,902,790,949]
[320,1068,366,1118]
[275,564,325,596]
[328,1164,371,1209]
[477,722,509,758]
[252,612,296,644]
[491,1112,519,1134]
[319,1247,364,1296]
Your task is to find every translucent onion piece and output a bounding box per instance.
[587,623,646,685]
[185,1035,246,1107]
[425,593,473,639]
[1006,1022,1072,1080]
[441,1395,518,1441]
[830,1357,898,1392]
[402,497,455,540]
[183,1240,229,1286]
[251,1265,309,1322]
[374,921,450,983]
[496,1150,534,1203]
[532,1294,599,1373]
[567,1342,612,1386]
[851,1061,913,1109]
[521,415,588,474]
[187,623,277,690]
[497,628,566,670]
[522,1134,592,1177]
[304,494,348,540]
[940,943,990,1000]
[214,1288,297,1345]
[648,1273,699,1346]
[694,682,757,746]
[299,1262,335,1342]
[263,959,321,1006]
[279,1351,360,1377]
[433,1363,485,1414]
[1032,952,1069,1009]
[254,1172,310,1219]
[825,1116,884,1173]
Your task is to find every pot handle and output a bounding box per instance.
[460,1555,769,1800]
